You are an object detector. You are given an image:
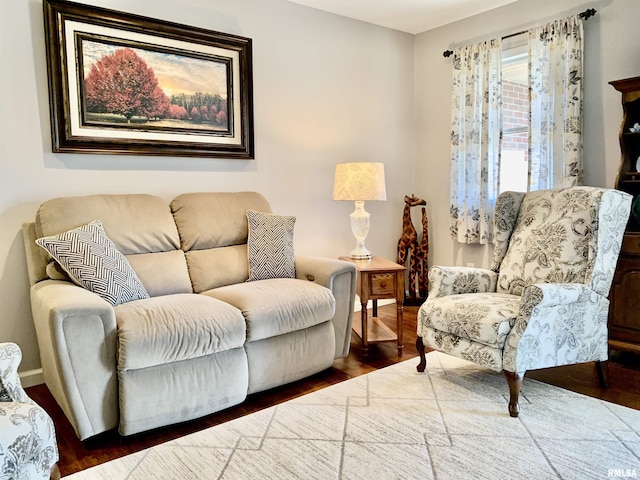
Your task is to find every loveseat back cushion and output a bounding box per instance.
[496,187,602,296]
[35,194,190,296]
[171,192,272,291]
[181,245,249,293]
[115,294,246,371]
[126,251,192,297]
[203,278,336,342]
[36,194,179,254]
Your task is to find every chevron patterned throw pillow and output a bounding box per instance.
[35,220,149,306]
[247,210,296,281]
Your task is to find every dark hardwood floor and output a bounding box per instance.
[26,304,640,477]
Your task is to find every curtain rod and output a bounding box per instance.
[442,8,597,58]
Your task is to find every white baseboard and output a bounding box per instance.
[19,368,44,388]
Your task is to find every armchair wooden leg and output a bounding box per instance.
[595,360,609,389]
[416,336,426,372]
[503,370,524,418]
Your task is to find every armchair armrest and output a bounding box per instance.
[30,279,118,440]
[519,282,587,309]
[428,266,498,298]
[0,345,59,477]
[503,283,609,373]
[295,256,357,358]
[0,343,29,403]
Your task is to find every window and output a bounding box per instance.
[499,35,528,193]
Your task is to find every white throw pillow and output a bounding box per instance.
[35,220,149,306]
[246,210,296,281]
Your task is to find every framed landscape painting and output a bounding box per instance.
[43,0,254,158]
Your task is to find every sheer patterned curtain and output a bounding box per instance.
[449,39,502,244]
[528,15,584,189]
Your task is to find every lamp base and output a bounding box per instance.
[349,202,372,260]
[349,239,372,259]
[349,250,372,260]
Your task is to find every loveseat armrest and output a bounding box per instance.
[30,279,118,440]
[295,256,357,358]
[503,283,609,373]
[428,265,498,298]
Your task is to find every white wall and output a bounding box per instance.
[414,0,640,269]
[4,0,638,380]
[0,0,414,375]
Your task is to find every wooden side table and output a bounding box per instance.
[339,256,405,356]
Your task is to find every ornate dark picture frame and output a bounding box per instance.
[43,0,254,158]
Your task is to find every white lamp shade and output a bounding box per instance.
[332,163,386,201]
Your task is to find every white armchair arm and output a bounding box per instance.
[428,265,498,298]
[0,343,59,480]
[0,343,29,403]
[503,283,609,373]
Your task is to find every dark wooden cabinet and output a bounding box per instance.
[608,77,640,354]
[608,236,640,353]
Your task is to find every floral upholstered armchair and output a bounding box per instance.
[416,186,632,416]
[0,342,59,480]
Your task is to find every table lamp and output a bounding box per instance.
[332,162,386,260]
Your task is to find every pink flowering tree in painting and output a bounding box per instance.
[168,104,188,120]
[216,110,227,125]
[84,48,170,122]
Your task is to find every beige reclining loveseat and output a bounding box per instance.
[22,192,356,440]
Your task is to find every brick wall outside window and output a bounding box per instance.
[502,80,528,150]
[500,79,529,192]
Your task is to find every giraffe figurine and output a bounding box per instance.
[396,195,426,299]
[416,206,429,298]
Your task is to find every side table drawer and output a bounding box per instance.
[369,273,396,296]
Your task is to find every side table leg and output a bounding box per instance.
[396,299,404,356]
[361,300,369,356]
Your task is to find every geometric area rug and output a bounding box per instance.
[64,352,640,479]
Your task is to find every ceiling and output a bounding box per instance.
[285,0,522,35]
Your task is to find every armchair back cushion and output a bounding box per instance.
[490,191,525,272]
[496,187,627,297]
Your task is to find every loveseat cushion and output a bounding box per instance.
[182,245,250,293]
[419,292,520,348]
[171,192,271,251]
[36,194,180,255]
[203,278,336,342]
[35,194,189,296]
[126,251,192,297]
[171,192,272,291]
[116,294,246,371]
